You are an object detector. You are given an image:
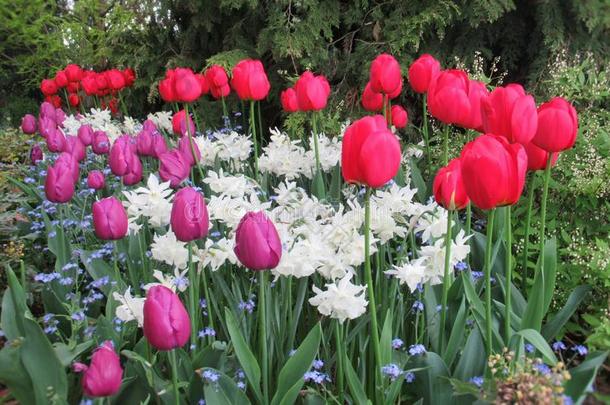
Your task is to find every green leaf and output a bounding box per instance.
[80,250,127,295]
[380,310,393,366]
[1,288,21,340]
[344,358,370,404]
[407,352,452,405]
[21,318,68,403]
[443,297,467,367]
[564,351,608,404]
[510,329,557,365]
[542,285,591,340]
[0,344,36,405]
[224,307,263,404]
[53,341,94,367]
[5,267,29,336]
[409,158,428,201]
[271,323,321,405]
[461,272,504,351]
[202,368,251,405]
[311,169,326,200]
[521,238,557,332]
[454,327,486,381]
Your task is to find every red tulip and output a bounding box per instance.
[196,73,210,95]
[92,197,128,240]
[122,68,136,87]
[41,79,58,96]
[460,134,527,210]
[65,64,83,82]
[67,81,80,94]
[174,68,202,102]
[461,80,488,131]
[87,170,105,190]
[234,211,282,270]
[105,69,126,91]
[391,105,408,129]
[481,84,538,144]
[280,88,298,112]
[295,71,331,111]
[428,70,486,129]
[78,124,94,146]
[171,110,195,136]
[171,187,209,242]
[21,114,37,134]
[68,93,80,107]
[369,54,402,97]
[78,341,123,397]
[92,131,110,155]
[81,74,98,96]
[433,158,469,210]
[54,70,68,88]
[46,95,62,108]
[408,54,441,94]
[523,141,559,171]
[143,285,191,351]
[341,115,402,188]
[532,97,578,152]
[361,82,383,112]
[45,158,76,203]
[231,59,271,101]
[205,65,231,99]
[159,150,190,187]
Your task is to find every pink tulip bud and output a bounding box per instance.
[56,152,80,183]
[294,71,331,111]
[21,114,37,134]
[78,125,94,146]
[178,136,201,167]
[170,187,209,242]
[92,131,110,155]
[234,211,282,270]
[280,88,299,112]
[159,150,190,187]
[230,59,271,101]
[45,157,76,203]
[391,105,408,129]
[40,102,56,119]
[46,128,66,153]
[30,145,43,164]
[171,110,195,137]
[143,285,191,350]
[92,197,128,240]
[370,54,403,97]
[64,135,86,162]
[532,97,578,152]
[361,82,383,112]
[87,170,105,190]
[109,135,138,176]
[121,154,143,186]
[79,341,123,397]
[408,54,441,94]
[136,128,154,156]
[150,134,168,158]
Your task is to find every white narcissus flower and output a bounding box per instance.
[123,116,141,135]
[258,129,310,179]
[203,170,255,198]
[143,269,189,293]
[113,287,145,327]
[309,272,368,323]
[150,231,192,270]
[147,111,173,132]
[385,257,429,292]
[305,133,341,172]
[196,238,237,272]
[418,227,472,285]
[62,115,81,136]
[415,205,448,244]
[122,174,173,228]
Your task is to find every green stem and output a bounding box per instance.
[250,101,259,182]
[438,211,453,352]
[184,103,205,182]
[311,112,321,173]
[422,95,431,167]
[169,349,180,405]
[187,243,197,348]
[257,101,263,147]
[258,271,269,404]
[504,206,513,343]
[201,267,215,338]
[466,202,472,265]
[334,321,345,404]
[113,241,120,283]
[443,125,450,166]
[522,174,536,292]
[536,155,553,283]
[221,96,228,120]
[363,188,382,400]
[484,208,496,357]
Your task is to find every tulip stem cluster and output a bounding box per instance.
[187,242,198,347]
[438,213,453,352]
[484,208,496,356]
[258,270,269,404]
[522,176,536,290]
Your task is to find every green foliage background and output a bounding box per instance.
[1,0,609,124]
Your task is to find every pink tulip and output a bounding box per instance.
[45,158,75,203]
[77,341,123,397]
[64,135,86,162]
[143,285,191,350]
[56,152,80,183]
[159,150,190,187]
[230,59,271,101]
[234,211,282,270]
[30,145,43,164]
[87,170,105,190]
[21,114,37,134]
[408,54,441,94]
[78,125,94,146]
[178,136,201,167]
[121,154,143,186]
[46,128,66,153]
[481,84,538,144]
[294,71,331,111]
[92,197,128,240]
[391,105,408,129]
[109,135,137,176]
[170,187,209,242]
[172,110,195,137]
[370,54,403,97]
[92,131,110,155]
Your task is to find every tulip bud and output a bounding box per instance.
[205,65,231,99]
[523,141,559,171]
[136,128,154,156]
[68,93,80,107]
[30,145,43,164]
[173,68,202,103]
[460,134,527,210]
[21,114,37,134]
[159,150,190,187]
[370,54,402,97]
[433,158,469,210]
[391,105,408,129]
[64,135,86,162]
[178,136,201,167]
[45,159,76,203]
[170,187,209,242]
[121,154,143,186]
[46,128,66,153]
[230,59,271,101]
[408,54,441,94]
[65,64,83,82]
[54,70,68,88]
[427,70,473,127]
[40,78,58,96]
[143,285,191,350]
[171,110,195,137]
[92,197,128,240]
[481,84,538,144]
[532,97,578,152]
[40,102,56,120]
[78,125,94,146]
[78,341,123,397]
[105,69,126,91]
[151,134,169,158]
[87,170,105,190]
[56,152,80,183]
[341,115,402,188]
[234,211,282,270]
[280,88,299,112]
[361,82,383,112]
[92,131,110,155]
[294,71,331,111]
[55,108,66,127]
[109,135,137,176]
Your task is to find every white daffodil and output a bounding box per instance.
[113,287,145,327]
[309,272,368,323]
[150,231,191,269]
[385,257,429,292]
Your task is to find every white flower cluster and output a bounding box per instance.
[194,131,252,170]
[146,111,173,132]
[122,174,174,230]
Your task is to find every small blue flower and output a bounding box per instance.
[198,327,216,338]
[471,271,484,281]
[524,343,535,354]
[201,369,220,383]
[571,345,588,356]
[469,376,484,388]
[408,344,426,356]
[562,395,573,405]
[237,381,246,390]
[404,372,415,383]
[312,359,324,370]
[303,370,330,384]
[288,349,296,357]
[381,364,402,381]
[412,300,424,312]
[391,338,404,350]
[71,311,86,322]
[535,363,551,375]
[552,341,567,352]
[454,261,468,271]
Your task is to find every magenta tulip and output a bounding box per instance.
[170,187,209,242]
[92,131,110,155]
[92,197,128,240]
[234,211,282,271]
[78,125,94,146]
[77,341,123,398]
[159,150,190,187]
[143,285,191,350]
[21,114,37,134]
[109,135,137,176]
[30,145,43,164]
[56,152,80,183]
[87,170,105,190]
[46,128,66,153]
[178,136,201,167]
[64,135,86,162]
[45,159,76,203]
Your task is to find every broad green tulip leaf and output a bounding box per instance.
[344,357,369,405]
[380,310,393,366]
[202,368,251,405]
[542,285,591,341]
[521,238,557,332]
[511,329,557,365]
[454,327,486,381]
[564,351,608,404]
[443,297,467,367]
[407,352,452,405]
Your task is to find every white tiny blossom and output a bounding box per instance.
[123,116,141,135]
[309,272,368,323]
[122,174,173,228]
[150,231,191,269]
[113,287,145,327]
[143,269,189,293]
[196,238,237,272]
[385,257,428,292]
[203,170,255,198]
